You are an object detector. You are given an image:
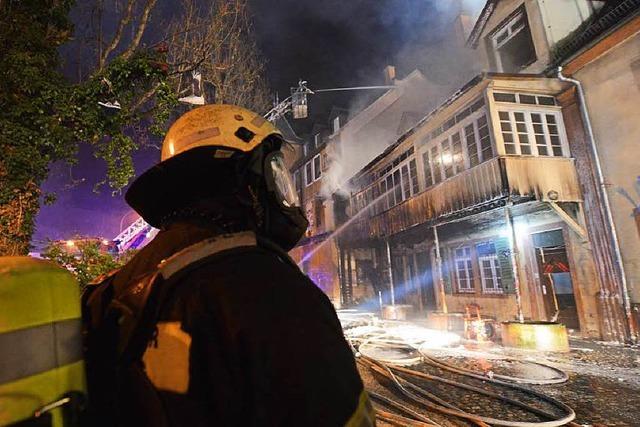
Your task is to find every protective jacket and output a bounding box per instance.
[83,221,374,427]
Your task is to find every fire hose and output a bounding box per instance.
[346,333,576,426]
[359,354,577,427]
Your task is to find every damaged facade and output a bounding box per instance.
[340,74,594,335]
[288,0,640,342]
[466,0,640,341]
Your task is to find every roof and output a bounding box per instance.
[548,0,640,69]
[466,0,498,48]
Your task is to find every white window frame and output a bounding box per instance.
[313,154,321,180]
[305,154,322,186]
[491,11,531,72]
[332,116,340,135]
[496,108,569,157]
[419,109,492,187]
[314,133,321,148]
[378,156,419,210]
[478,252,503,294]
[454,246,475,293]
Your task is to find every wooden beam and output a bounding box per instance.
[548,202,588,241]
[563,14,640,75]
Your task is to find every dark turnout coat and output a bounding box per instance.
[83,222,374,427]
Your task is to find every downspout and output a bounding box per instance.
[557,66,636,342]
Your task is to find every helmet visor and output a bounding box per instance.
[268,152,300,208]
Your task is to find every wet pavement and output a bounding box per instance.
[356,331,640,425]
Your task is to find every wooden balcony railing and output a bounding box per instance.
[344,156,582,240]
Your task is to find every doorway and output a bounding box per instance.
[414,251,437,310]
[532,230,580,330]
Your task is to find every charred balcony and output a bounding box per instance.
[343,155,582,241]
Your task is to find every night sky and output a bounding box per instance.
[32,0,483,249]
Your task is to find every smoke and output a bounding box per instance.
[318,0,485,198]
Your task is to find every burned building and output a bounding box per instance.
[339,73,600,336]
[466,0,640,342]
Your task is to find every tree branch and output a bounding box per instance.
[99,0,136,70]
[121,0,158,60]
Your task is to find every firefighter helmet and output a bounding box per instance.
[161,104,282,161]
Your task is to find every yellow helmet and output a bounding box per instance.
[161,104,282,161]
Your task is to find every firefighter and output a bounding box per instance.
[0,257,86,427]
[83,104,374,427]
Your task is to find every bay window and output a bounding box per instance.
[498,110,567,157]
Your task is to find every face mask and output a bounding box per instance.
[262,151,309,251]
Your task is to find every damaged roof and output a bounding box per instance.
[466,0,499,48]
[548,0,640,68]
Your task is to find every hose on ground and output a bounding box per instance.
[421,350,569,385]
[361,356,490,427]
[387,362,577,427]
[367,389,442,426]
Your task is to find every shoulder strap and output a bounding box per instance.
[115,231,259,361]
[158,231,257,280]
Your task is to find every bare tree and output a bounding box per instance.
[167,0,272,113]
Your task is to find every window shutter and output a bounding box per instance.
[495,237,515,294]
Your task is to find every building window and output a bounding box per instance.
[451,132,464,174]
[333,116,340,134]
[305,161,313,186]
[493,92,556,106]
[423,151,434,188]
[464,123,479,167]
[476,242,503,294]
[462,114,493,166]
[499,110,566,157]
[379,156,420,210]
[431,145,442,184]
[313,154,321,180]
[477,115,493,162]
[314,133,321,148]
[454,247,474,292]
[491,9,536,72]
[305,154,322,186]
[441,139,453,179]
[409,159,419,195]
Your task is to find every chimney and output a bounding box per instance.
[383,65,396,85]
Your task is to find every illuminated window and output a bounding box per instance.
[476,242,503,294]
[451,132,464,174]
[440,139,453,178]
[333,116,340,134]
[454,247,474,292]
[431,145,442,184]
